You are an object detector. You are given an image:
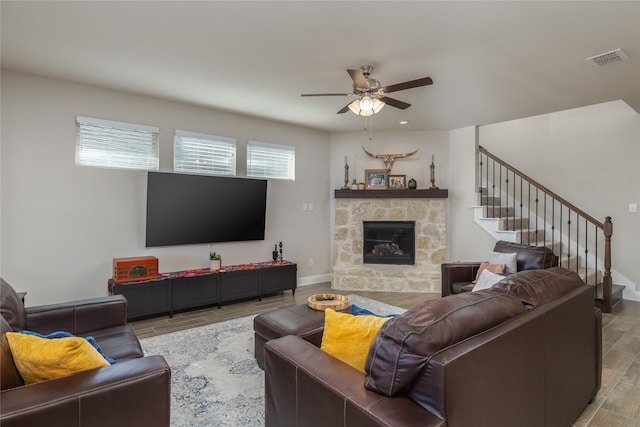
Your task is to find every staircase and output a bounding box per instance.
[477,146,622,312]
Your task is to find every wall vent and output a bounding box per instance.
[586,48,629,67]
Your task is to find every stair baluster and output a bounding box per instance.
[477,146,614,312]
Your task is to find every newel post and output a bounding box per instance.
[603,216,613,313]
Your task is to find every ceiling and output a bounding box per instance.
[2,1,639,132]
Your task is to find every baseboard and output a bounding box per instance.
[622,284,640,302]
[297,273,330,287]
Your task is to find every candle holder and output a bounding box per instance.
[342,156,350,189]
[430,155,439,189]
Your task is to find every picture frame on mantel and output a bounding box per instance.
[389,174,406,189]
[365,169,389,190]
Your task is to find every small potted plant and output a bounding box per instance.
[351,179,359,190]
[358,182,365,190]
[209,251,222,270]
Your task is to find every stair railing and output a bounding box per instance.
[478,146,614,312]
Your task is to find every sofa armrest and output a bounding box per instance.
[25,295,128,335]
[265,335,444,427]
[0,355,170,427]
[440,262,481,297]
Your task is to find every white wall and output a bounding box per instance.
[3,71,637,304]
[447,126,496,262]
[479,100,640,290]
[1,71,331,305]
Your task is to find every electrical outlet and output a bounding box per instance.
[308,258,314,267]
[630,203,637,213]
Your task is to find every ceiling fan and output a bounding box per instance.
[301,65,433,116]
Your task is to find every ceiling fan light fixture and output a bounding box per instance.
[360,96,374,111]
[372,98,385,114]
[348,96,385,116]
[348,99,362,115]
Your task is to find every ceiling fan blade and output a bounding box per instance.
[347,69,368,90]
[379,96,411,110]
[337,103,351,114]
[380,77,433,94]
[301,93,352,97]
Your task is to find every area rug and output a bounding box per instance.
[140,295,405,427]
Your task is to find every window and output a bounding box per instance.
[174,130,236,176]
[247,141,295,180]
[75,116,159,170]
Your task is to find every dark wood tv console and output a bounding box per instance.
[108,261,297,320]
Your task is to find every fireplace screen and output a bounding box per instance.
[363,221,415,265]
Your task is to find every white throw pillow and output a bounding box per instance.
[472,269,505,291]
[489,251,517,275]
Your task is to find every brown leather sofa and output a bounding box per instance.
[441,240,558,296]
[264,268,601,427]
[0,278,171,427]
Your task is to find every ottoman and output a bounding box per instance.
[253,303,349,369]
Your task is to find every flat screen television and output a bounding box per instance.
[146,172,267,247]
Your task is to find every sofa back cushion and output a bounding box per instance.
[491,267,584,307]
[1,317,24,390]
[0,278,26,331]
[365,291,525,396]
[493,240,558,271]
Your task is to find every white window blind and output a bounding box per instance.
[76,116,159,170]
[247,141,295,180]
[174,130,236,176]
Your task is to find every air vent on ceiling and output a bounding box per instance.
[586,48,629,67]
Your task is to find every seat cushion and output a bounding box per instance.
[365,291,525,396]
[254,304,331,341]
[89,325,144,361]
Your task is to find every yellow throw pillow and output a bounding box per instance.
[320,308,390,373]
[5,332,110,384]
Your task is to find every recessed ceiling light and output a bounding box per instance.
[399,120,409,125]
[586,48,629,67]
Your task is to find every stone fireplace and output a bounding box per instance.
[333,190,447,293]
[363,221,415,265]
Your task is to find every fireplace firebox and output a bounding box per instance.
[363,221,415,265]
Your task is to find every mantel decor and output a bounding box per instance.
[335,188,448,199]
[389,174,406,189]
[365,169,389,190]
[362,146,419,173]
[430,154,439,189]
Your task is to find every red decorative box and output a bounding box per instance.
[113,256,159,283]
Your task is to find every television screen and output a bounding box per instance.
[146,172,267,247]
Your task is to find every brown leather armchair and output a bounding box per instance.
[0,278,171,427]
[441,240,558,296]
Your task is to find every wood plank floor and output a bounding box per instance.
[131,282,640,427]
[130,282,434,338]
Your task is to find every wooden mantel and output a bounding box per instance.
[334,188,448,199]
